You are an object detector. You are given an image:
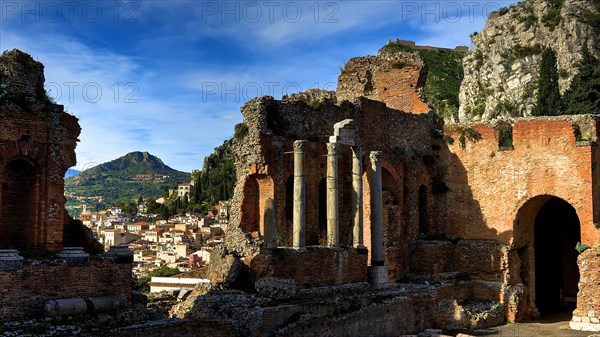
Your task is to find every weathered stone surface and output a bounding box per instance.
[337,50,430,113]
[0,49,81,253]
[571,245,600,332]
[250,247,368,287]
[459,0,600,121]
[254,277,299,300]
[0,258,132,320]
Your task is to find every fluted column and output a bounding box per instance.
[293,140,307,249]
[352,145,365,249]
[326,142,339,247]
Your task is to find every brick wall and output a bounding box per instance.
[0,51,80,253]
[250,247,368,287]
[0,258,131,320]
[442,116,600,320]
[442,117,598,245]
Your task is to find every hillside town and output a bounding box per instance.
[78,181,230,293]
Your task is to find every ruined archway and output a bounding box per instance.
[0,159,39,250]
[513,195,581,318]
[240,174,274,236]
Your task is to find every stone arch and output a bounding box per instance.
[0,159,40,250]
[513,195,581,319]
[240,174,274,236]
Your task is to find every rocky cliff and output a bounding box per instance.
[459,0,600,122]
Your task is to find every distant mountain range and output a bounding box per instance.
[65,151,190,210]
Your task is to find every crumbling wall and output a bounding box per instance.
[0,49,80,253]
[570,244,600,331]
[0,258,131,320]
[337,50,430,113]
[441,115,600,321]
[442,116,598,245]
[228,91,443,284]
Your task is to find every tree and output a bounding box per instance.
[562,46,600,115]
[138,195,144,204]
[533,48,562,116]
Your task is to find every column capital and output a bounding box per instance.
[370,151,381,164]
[294,140,308,150]
[327,142,339,154]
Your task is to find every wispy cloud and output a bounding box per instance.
[0,0,518,172]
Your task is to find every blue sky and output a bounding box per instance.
[0,0,519,172]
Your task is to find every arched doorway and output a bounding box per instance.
[240,174,274,236]
[0,159,38,250]
[514,195,581,318]
[534,198,580,315]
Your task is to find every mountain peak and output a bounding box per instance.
[65,152,190,208]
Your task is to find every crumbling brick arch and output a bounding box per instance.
[511,194,581,321]
[240,173,274,236]
[0,158,41,250]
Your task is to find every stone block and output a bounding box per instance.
[369,265,389,289]
[104,246,133,263]
[570,321,600,332]
[56,247,89,266]
[0,250,24,271]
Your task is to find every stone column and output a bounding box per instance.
[263,198,277,249]
[352,146,365,249]
[369,151,388,288]
[293,140,307,249]
[326,142,339,247]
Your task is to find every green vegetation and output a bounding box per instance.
[497,7,509,16]
[541,0,564,31]
[66,139,236,219]
[496,122,514,149]
[65,151,190,212]
[234,122,248,139]
[191,139,236,214]
[501,44,542,66]
[576,242,591,254]
[420,49,465,120]
[133,266,181,293]
[562,47,600,115]
[149,139,235,218]
[532,48,562,116]
[494,100,519,118]
[379,43,465,120]
[581,0,600,49]
[458,127,482,149]
[379,43,414,54]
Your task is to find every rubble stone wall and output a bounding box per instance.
[570,245,600,331]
